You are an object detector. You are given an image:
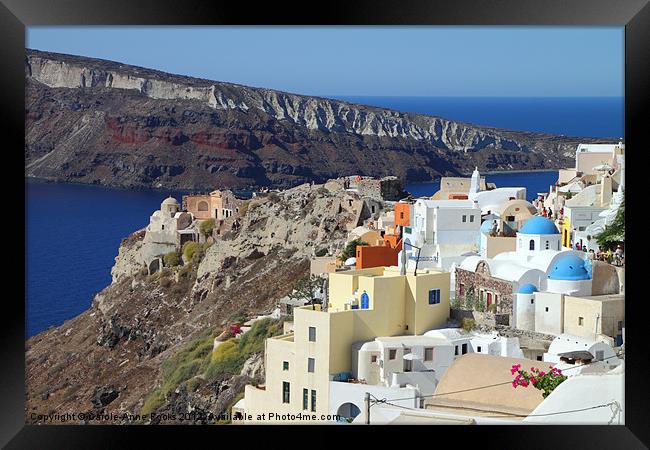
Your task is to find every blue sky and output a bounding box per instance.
[26,27,623,97]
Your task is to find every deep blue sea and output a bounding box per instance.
[334,96,624,138]
[26,181,188,337]
[405,171,557,202]
[26,96,622,337]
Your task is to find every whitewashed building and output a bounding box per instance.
[399,198,481,271]
[467,168,527,215]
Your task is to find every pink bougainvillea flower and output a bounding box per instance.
[539,371,546,377]
[512,381,518,388]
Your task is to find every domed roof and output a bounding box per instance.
[520,216,559,235]
[518,283,538,294]
[162,196,179,205]
[548,254,591,281]
[480,220,495,234]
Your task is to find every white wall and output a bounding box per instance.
[515,293,536,331]
[546,278,592,297]
[523,367,624,424]
[378,343,454,385]
[565,206,607,232]
[329,381,419,419]
[534,292,564,335]
[516,233,562,255]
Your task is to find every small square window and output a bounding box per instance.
[454,346,459,356]
[308,327,316,342]
[531,299,534,304]
[371,355,377,363]
[578,317,584,326]
[469,215,475,222]
[308,358,315,373]
[283,361,289,371]
[545,307,549,312]
[424,348,433,361]
[428,289,441,305]
[462,215,467,223]
[389,349,397,360]
[477,346,482,353]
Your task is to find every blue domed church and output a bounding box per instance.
[455,214,609,334]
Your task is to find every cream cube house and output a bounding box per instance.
[242,266,450,423]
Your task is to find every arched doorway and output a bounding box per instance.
[336,402,362,422]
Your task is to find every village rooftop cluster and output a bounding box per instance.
[140,141,624,425]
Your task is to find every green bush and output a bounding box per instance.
[339,238,368,261]
[141,387,165,417]
[163,251,181,267]
[227,311,248,325]
[237,318,284,355]
[475,295,486,313]
[205,340,246,381]
[146,331,215,406]
[596,194,624,250]
[462,317,475,332]
[205,318,285,382]
[183,241,200,261]
[199,219,216,237]
[142,318,287,416]
[464,289,475,310]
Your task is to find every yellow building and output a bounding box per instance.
[182,190,242,221]
[563,294,624,344]
[242,266,450,423]
[561,216,572,249]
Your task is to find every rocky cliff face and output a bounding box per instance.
[25,182,360,424]
[25,49,614,191]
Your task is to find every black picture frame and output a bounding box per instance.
[4,0,649,447]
